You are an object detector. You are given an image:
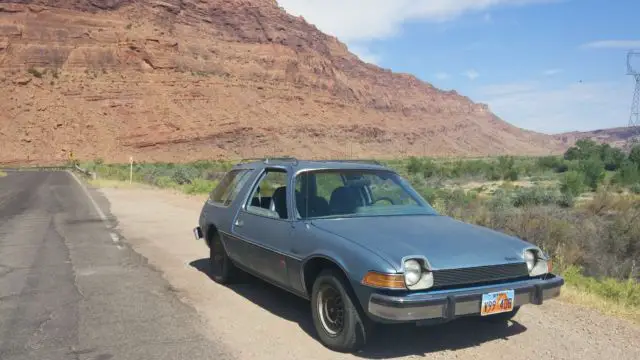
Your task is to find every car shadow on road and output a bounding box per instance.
[189,258,528,358]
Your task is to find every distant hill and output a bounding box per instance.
[553,126,640,149]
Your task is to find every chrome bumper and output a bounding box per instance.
[193,226,203,240]
[368,275,564,322]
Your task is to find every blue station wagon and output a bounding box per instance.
[193,158,564,352]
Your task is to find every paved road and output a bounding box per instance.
[0,171,232,360]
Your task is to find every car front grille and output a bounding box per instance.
[432,262,529,288]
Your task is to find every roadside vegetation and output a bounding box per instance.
[0,170,7,177]
[79,139,640,321]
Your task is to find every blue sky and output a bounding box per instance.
[277,0,640,134]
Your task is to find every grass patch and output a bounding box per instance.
[561,266,640,323]
[0,170,7,177]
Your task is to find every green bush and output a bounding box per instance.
[577,158,606,191]
[560,171,586,197]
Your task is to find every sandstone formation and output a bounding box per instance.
[0,0,564,165]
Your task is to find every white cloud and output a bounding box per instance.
[581,40,640,49]
[435,72,450,80]
[348,44,381,64]
[277,0,556,42]
[463,69,480,80]
[477,80,632,133]
[543,68,563,76]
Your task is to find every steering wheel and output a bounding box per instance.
[373,197,395,205]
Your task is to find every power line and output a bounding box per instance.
[627,50,640,129]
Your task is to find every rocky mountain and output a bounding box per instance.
[0,0,564,165]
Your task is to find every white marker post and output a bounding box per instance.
[129,156,133,184]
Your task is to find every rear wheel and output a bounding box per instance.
[311,269,371,352]
[208,233,239,284]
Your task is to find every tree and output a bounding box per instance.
[629,145,640,167]
[578,158,606,191]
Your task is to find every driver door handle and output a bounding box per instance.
[235,219,244,227]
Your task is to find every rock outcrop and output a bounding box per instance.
[0,0,563,165]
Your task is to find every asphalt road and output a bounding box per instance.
[0,170,232,360]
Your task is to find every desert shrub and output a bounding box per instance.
[631,183,640,194]
[560,171,586,197]
[512,187,561,207]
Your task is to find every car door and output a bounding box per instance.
[231,167,294,287]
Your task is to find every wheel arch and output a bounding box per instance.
[301,254,353,297]
[204,223,220,248]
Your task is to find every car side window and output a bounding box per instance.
[245,169,289,219]
[208,169,252,206]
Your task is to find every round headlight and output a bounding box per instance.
[524,250,536,272]
[404,259,422,286]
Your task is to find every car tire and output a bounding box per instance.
[311,268,372,353]
[208,233,239,284]
[481,306,521,322]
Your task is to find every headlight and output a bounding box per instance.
[524,250,536,272]
[524,248,550,277]
[402,258,434,290]
[404,259,422,286]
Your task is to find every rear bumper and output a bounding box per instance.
[368,275,564,323]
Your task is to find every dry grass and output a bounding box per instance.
[88,178,208,202]
[559,285,640,324]
[87,178,155,190]
[0,170,7,177]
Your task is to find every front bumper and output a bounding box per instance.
[368,275,564,323]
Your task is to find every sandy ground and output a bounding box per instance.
[93,185,640,360]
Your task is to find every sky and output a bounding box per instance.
[276,0,640,134]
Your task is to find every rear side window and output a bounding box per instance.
[209,169,252,206]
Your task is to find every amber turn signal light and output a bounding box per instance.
[361,271,406,289]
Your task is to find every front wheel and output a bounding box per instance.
[311,269,371,352]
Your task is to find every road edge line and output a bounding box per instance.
[68,170,108,222]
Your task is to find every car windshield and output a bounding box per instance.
[294,168,439,219]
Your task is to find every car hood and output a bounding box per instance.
[311,215,531,271]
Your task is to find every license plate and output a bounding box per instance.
[480,289,515,316]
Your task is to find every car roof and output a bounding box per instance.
[231,158,394,173]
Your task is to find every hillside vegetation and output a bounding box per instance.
[79,139,640,319]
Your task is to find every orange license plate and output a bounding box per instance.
[480,290,515,316]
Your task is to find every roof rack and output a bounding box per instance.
[238,157,299,165]
[321,159,384,165]
[236,158,384,166]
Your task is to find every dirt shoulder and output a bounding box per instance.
[95,185,640,360]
